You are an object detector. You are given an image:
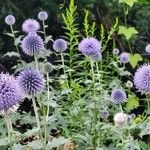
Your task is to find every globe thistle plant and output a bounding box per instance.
[38,11,48,21]
[119,52,129,64]
[114,112,127,127]
[78,38,101,57]
[0,73,22,113]
[21,32,44,56]
[134,64,150,94]
[22,19,40,33]
[53,39,68,52]
[17,68,45,96]
[111,89,127,104]
[145,44,150,54]
[5,15,16,26]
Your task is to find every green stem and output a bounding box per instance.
[90,60,97,149]
[96,62,101,84]
[34,55,39,70]
[10,25,21,62]
[32,97,41,134]
[44,72,50,149]
[119,104,123,113]
[42,21,46,47]
[5,113,13,150]
[61,52,69,87]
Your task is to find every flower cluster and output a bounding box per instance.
[134,64,150,94]
[53,38,68,52]
[114,112,127,127]
[0,73,22,113]
[38,11,48,21]
[111,89,127,104]
[119,52,129,64]
[5,15,16,26]
[17,68,45,96]
[22,19,40,33]
[78,38,102,61]
[21,32,44,56]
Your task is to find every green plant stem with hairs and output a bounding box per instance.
[42,21,47,47]
[10,25,22,62]
[90,60,97,149]
[32,97,41,131]
[5,113,13,150]
[34,55,39,70]
[43,72,50,149]
[61,52,69,87]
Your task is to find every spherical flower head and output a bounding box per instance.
[133,64,150,94]
[125,144,132,150]
[0,73,22,113]
[101,110,109,119]
[17,68,45,96]
[90,52,102,62]
[127,115,133,124]
[22,19,40,33]
[145,44,150,54]
[38,11,48,21]
[79,38,101,57]
[44,62,54,73]
[113,48,120,55]
[114,112,127,127]
[21,32,44,56]
[119,52,129,64]
[53,39,68,52]
[5,15,16,26]
[126,81,133,88]
[111,89,127,104]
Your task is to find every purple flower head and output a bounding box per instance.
[101,110,109,119]
[22,19,40,33]
[134,64,150,94]
[79,38,101,57]
[38,11,48,21]
[90,52,102,62]
[0,73,22,113]
[145,44,150,54]
[113,48,120,55]
[119,52,129,64]
[21,32,44,56]
[111,89,127,104]
[5,15,16,26]
[53,39,68,52]
[125,144,132,150]
[17,68,45,96]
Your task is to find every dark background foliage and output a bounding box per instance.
[0,0,150,70]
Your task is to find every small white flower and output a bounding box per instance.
[114,112,127,127]
[126,80,133,88]
[145,44,150,54]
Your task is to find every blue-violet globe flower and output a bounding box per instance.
[134,64,150,94]
[111,89,127,104]
[5,15,16,26]
[21,32,44,56]
[0,73,22,113]
[119,52,129,64]
[22,19,40,33]
[38,11,48,21]
[53,39,68,52]
[79,38,101,57]
[17,68,45,96]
